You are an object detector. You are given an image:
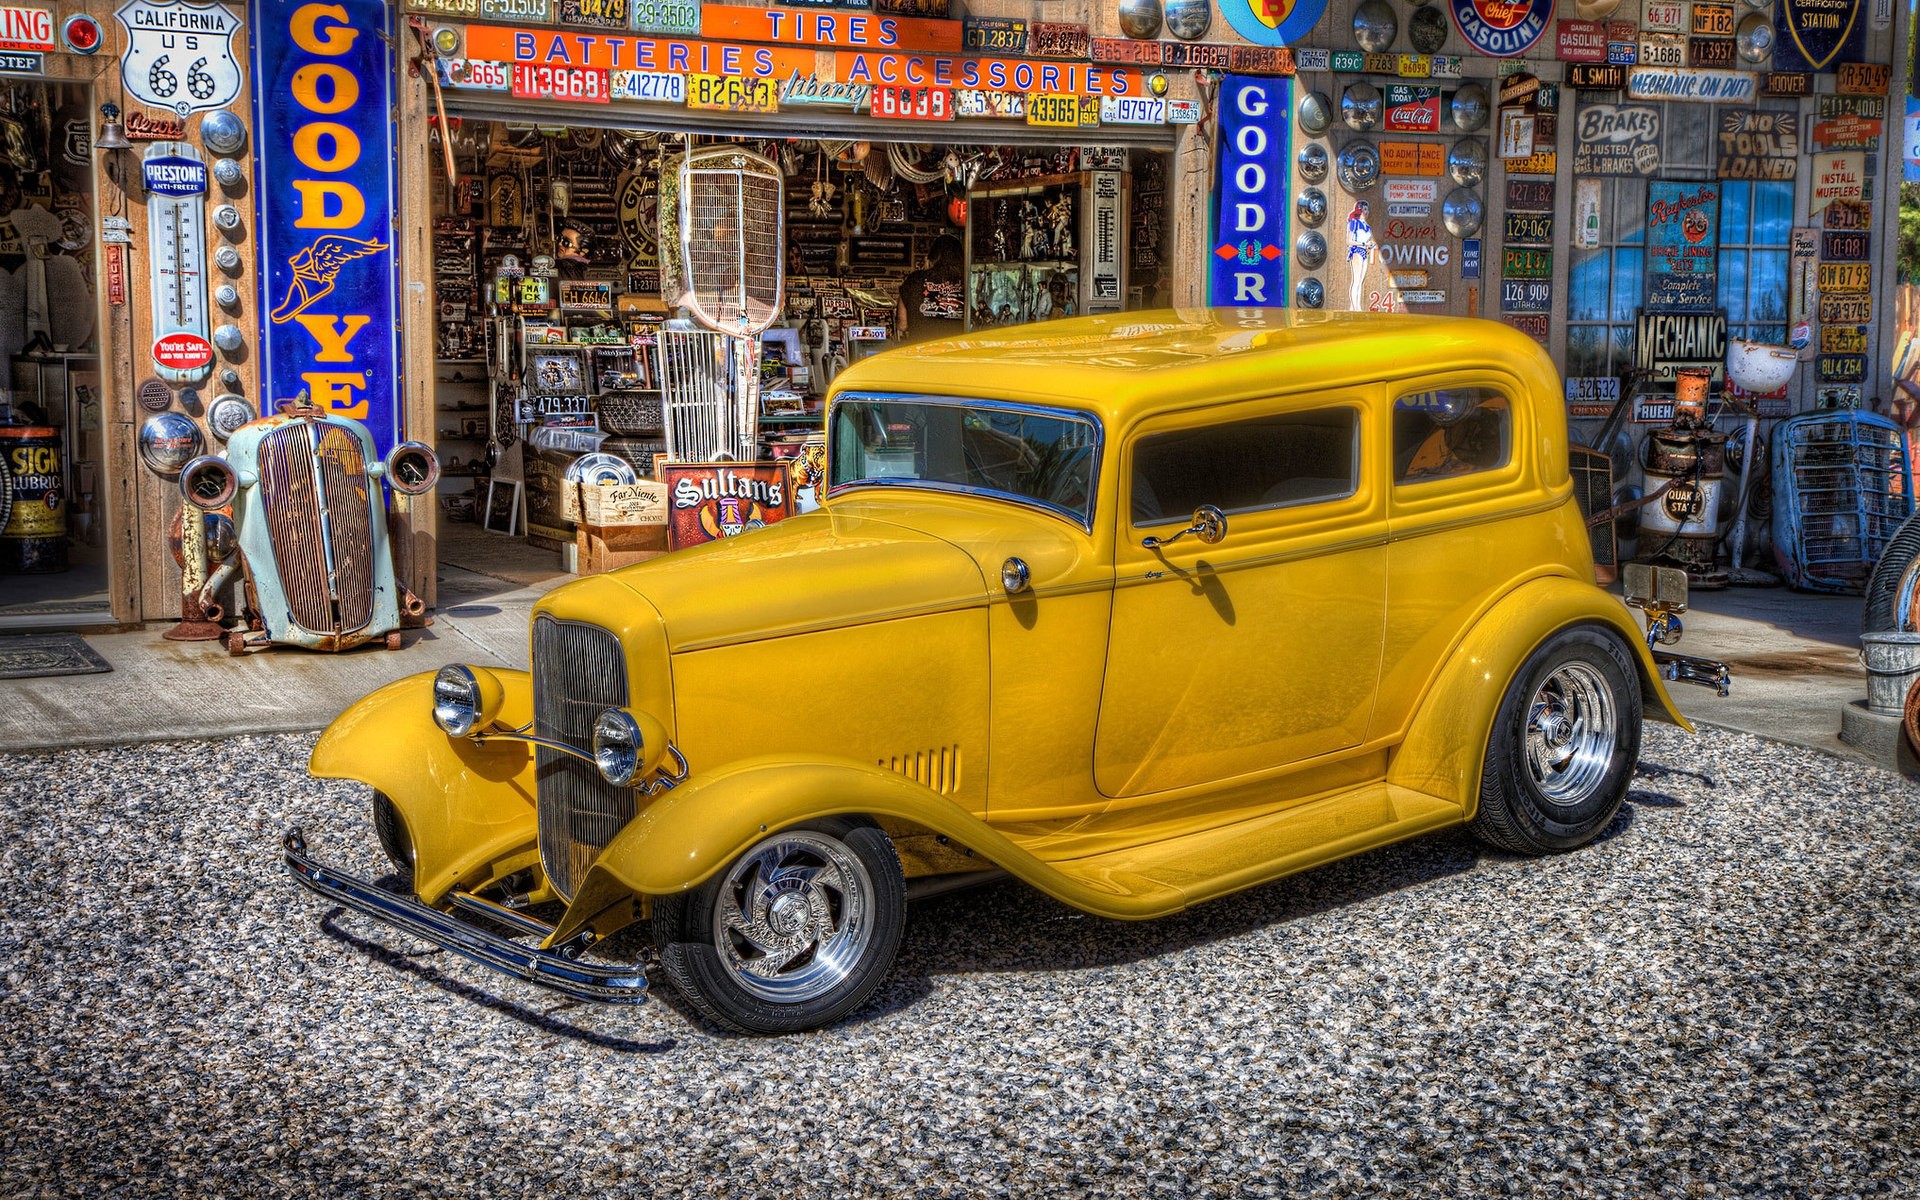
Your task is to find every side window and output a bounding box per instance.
[1132,408,1358,526]
[1393,388,1512,485]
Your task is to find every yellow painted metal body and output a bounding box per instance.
[311,310,1689,936]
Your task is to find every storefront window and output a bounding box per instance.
[1566,176,1646,383]
[1716,180,1792,345]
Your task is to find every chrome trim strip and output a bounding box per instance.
[281,828,648,1004]
[824,391,1103,534]
[447,890,555,939]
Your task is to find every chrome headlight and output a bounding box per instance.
[432,665,483,736]
[593,709,644,787]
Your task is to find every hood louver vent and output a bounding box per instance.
[880,746,963,796]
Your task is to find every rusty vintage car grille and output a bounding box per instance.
[532,616,633,900]
[257,421,375,634]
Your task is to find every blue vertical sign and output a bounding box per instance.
[251,0,401,457]
[1209,75,1290,307]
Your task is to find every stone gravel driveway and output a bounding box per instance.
[2,722,1915,1198]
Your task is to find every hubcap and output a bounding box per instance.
[1525,661,1618,807]
[713,830,875,1003]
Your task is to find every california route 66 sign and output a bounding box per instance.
[115,1,243,117]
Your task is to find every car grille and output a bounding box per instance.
[256,420,375,634]
[532,616,633,900]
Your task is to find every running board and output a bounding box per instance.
[1032,785,1463,918]
[282,828,648,1003]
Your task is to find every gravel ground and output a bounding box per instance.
[1,722,1915,1198]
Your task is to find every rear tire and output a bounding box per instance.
[1469,626,1642,855]
[652,817,905,1035]
[1863,509,1920,633]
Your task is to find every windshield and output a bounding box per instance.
[828,394,1101,528]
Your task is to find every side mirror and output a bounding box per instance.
[1143,504,1227,550]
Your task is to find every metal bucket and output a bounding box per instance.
[0,425,68,574]
[1861,631,1920,715]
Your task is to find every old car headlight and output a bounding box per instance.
[432,664,503,736]
[592,707,672,787]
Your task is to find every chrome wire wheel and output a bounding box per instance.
[1525,661,1618,807]
[712,830,877,1004]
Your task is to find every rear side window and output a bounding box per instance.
[1393,388,1512,484]
[1131,408,1358,526]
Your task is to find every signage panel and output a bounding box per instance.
[252,0,402,456]
[1628,65,1755,101]
[1635,310,1728,379]
[1557,20,1606,61]
[1449,0,1552,57]
[1646,181,1720,312]
[1717,111,1800,180]
[1569,63,1624,88]
[142,154,207,196]
[0,6,52,50]
[1209,75,1290,308]
[1573,102,1661,175]
[1763,71,1813,96]
[118,0,243,117]
[1773,0,1867,72]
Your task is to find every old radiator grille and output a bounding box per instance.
[257,421,375,635]
[532,616,633,900]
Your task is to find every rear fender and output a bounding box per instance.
[549,756,1141,947]
[309,671,539,905]
[1387,576,1688,816]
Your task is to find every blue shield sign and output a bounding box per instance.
[250,0,401,457]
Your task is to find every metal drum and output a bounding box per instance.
[0,426,68,574]
[1641,429,1727,585]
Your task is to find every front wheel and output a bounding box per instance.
[1469,626,1642,855]
[652,817,905,1034]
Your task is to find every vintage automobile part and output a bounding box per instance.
[1296,278,1326,308]
[1295,231,1327,270]
[432,664,503,736]
[283,828,648,1002]
[1296,188,1328,228]
[1143,504,1227,549]
[1337,142,1380,192]
[138,412,203,476]
[191,406,434,653]
[1297,143,1328,183]
[1623,562,1732,695]
[1340,83,1382,131]
[1442,188,1485,238]
[1450,83,1490,132]
[1863,511,1920,633]
[1000,556,1031,594]
[1448,139,1488,187]
[1297,90,1332,135]
[651,818,906,1034]
[1351,1,1396,52]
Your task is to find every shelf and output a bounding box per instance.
[436,358,487,364]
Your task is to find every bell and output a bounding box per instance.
[95,103,131,151]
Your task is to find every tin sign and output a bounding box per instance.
[1574,102,1661,175]
[1628,66,1755,102]
[610,69,687,102]
[1101,96,1166,125]
[1642,0,1684,31]
[631,0,699,34]
[1817,261,1870,293]
[1819,293,1871,323]
[117,0,244,117]
[1810,152,1866,213]
[0,48,36,72]
[1557,20,1606,61]
[1813,112,1882,150]
[143,154,207,196]
[1773,0,1867,72]
[1166,99,1202,124]
[1718,112,1800,180]
[1384,85,1441,131]
[686,74,775,111]
[1385,180,1439,203]
[1462,238,1481,277]
[1209,75,1290,308]
[1647,181,1720,312]
[871,86,953,120]
[1569,63,1626,88]
[1505,211,1553,243]
[0,6,52,50]
[1635,310,1727,379]
[1449,0,1552,57]
[963,18,1027,53]
[1764,72,1813,97]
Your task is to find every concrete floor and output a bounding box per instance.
[0,538,1895,773]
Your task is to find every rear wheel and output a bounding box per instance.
[1863,509,1920,633]
[652,817,905,1034]
[1470,626,1642,855]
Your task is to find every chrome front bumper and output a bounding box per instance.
[282,828,648,1003]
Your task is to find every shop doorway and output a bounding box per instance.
[422,116,1172,575]
[0,79,108,628]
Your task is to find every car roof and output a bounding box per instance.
[832,309,1560,428]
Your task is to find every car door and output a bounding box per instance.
[1094,395,1388,799]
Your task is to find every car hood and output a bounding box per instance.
[600,509,987,651]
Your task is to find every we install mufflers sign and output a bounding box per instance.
[250,0,401,457]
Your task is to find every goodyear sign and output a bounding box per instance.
[1209,74,1290,307]
[251,0,400,456]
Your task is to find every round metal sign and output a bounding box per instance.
[1442,188,1486,237]
[1409,5,1449,53]
[1296,188,1329,228]
[1450,83,1490,132]
[208,394,254,441]
[137,378,174,413]
[1118,0,1164,39]
[1298,90,1333,136]
[1162,0,1211,40]
[1341,84,1383,131]
[1337,142,1382,193]
[1298,143,1330,184]
[139,412,204,477]
[1447,139,1488,187]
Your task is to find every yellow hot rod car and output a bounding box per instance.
[287,310,1727,1034]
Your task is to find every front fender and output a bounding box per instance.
[1386,576,1688,815]
[309,670,539,904]
[549,756,1162,946]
